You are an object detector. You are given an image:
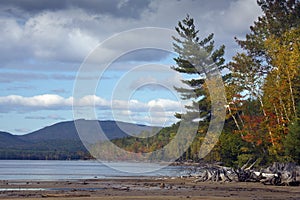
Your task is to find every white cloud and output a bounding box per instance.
[147,99,183,112]
[0,94,70,108]
[0,94,185,125]
[219,0,262,35]
[0,0,264,129]
[0,8,100,65]
[0,18,28,61]
[0,0,262,70]
[23,9,99,62]
[0,18,22,42]
[73,95,108,107]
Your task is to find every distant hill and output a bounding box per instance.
[0,120,159,160]
[0,131,27,148]
[20,119,157,142]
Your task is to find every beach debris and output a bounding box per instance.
[41,193,91,198]
[113,186,130,191]
[187,162,300,186]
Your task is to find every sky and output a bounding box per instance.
[0,0,262,135]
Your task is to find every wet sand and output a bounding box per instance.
[0,177,299,200]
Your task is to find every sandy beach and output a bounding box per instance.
[1,177,299,200]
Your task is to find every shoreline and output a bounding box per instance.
[1,177,299,200]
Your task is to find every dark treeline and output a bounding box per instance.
[0,150,90,160]
[0,139,92,160]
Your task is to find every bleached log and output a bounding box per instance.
[188,162,299,186]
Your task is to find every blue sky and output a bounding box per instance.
[0,0,262,135]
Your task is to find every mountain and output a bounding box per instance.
[0,131,27,148]
[20,119,157,142]
[0,120,159,160]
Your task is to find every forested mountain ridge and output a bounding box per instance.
[0,120,159,160]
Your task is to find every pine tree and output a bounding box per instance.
[171,16,227,161]
[172,15,225,123]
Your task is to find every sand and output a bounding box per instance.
[0,177,299,200]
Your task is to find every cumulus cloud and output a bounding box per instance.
[0,94,184,117]
[140,0,261,59]
[221,0,261,33]
[0,94,71,108]
[0,8,100,65]
[0,0,262,70]
[24,9,99,62]
[129,112,178,127]
[113,100,182,126]
[0,94,184,126]
[0,0,263,128]
[147,99,183,112]
[0,18,28,61]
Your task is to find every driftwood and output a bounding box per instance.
[186,162,300,186]
[41,193,91,198]
[259,162,300,186]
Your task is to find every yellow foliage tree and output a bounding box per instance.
[263,27,300,155]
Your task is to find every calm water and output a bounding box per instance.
[0,160,188,180]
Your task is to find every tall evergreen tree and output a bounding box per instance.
[171,16,227,161]
[171,15,225,123]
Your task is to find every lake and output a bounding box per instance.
[0,160,189,180]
